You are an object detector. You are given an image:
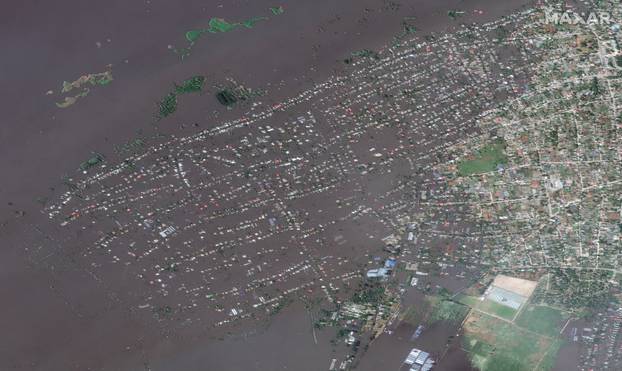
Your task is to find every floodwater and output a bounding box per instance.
[1,0,534,370]
[356,319,474,371]
[355,281,477,371]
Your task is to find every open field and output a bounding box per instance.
[457,294,517,321]
[492,275,538,298]
[462,311,557,371]
[457,139,507,176]
[428,297,470,324]
[515,305,568,338]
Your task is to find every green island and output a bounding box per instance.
[176,7,284,59]
[157,75,206,119]
[55,70,113,108]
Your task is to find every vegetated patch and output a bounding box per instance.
[174,75,206,94]
[457,139,508,176]
[56,89,90,108]
[352,283,385,305]
[55,69,113,108]
[401,304,422,326]
[448,10,465,19]
[515,304,568,337]
[457,294,517,320]
[215,81,265,108]
[114,138,146,155]
[61,70,113,94]
[464,335,496,370]
[157,92,178,119]
[462,311,556,371]
[79,152,105,172]
[391,17,417,47]
[476,298,517,320]
[536,268,613,310]
[176,8,280,59]
[351,49,380,60]
[538,338,564,371]
[156,75,206,119]
[270,6,285,15]
[428,297,470,323]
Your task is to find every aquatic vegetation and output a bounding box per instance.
[215,82,264,107]
[183,16,267,45]
[208,18,239,33]
[185,30,203,43]
[177,8,281,59]
[241,16,268,28]
[216,89,238,106]
[174,75,206,94]
[351,49,380,60]
[61,71,113,94]
[270,6,284,15]
[157,92,178,119]
[391,16,418,48]
[55,70,112,108]
[79,152,105,171]
[156,75,206,119]
[448,10,465,19]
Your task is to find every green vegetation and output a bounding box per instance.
[448,10,465,19]
[79,153,104,171]
[457,294,517,320]
[56,89,90,108]
[61,70,113,93]
[216,89,239,106]
[429,299,470,323]
[495,25,509,42]
[477,299,518,320]
[208,17,239,33]
[174,75,206,94]
[545,126,559,147]
[590,76,601,95]
[179,13,271,58]
[215,84,264,107]
[242,16,269,28]
[539,339,564,370]
[157,92,178,119]
[157,75,205,119]
[464,337,495,369]
[463,312,557,371]
[351,49,380,60]
[56,70,113,108]
[515,305,567,337]
[352,283,385,305]
[114,138,145,154]
[538,268,613,310]
[270,6,285,15]
[402,304,421,325]
[457,139,508,176]
[154,305,173,319]
[456,294,481,307]
[185,30,203,43]
[392,17,417,46]
[185,18,246,42]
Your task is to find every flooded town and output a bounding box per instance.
[1,0,622,370]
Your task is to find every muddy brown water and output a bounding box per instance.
[1,0,534,370]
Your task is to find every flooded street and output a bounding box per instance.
[0,0,536,370]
